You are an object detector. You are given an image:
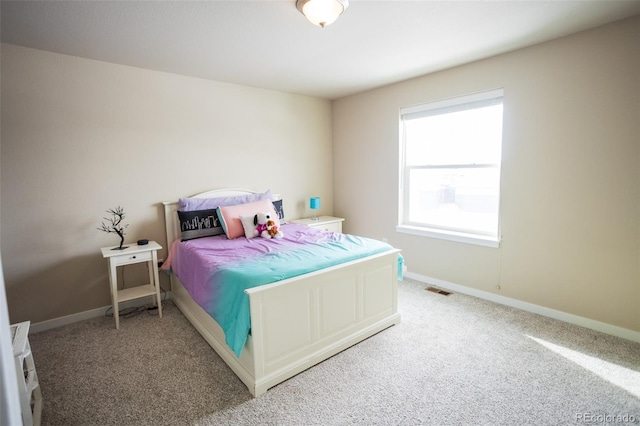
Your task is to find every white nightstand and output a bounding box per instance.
[100,241,163,329]
[290,216,345,233]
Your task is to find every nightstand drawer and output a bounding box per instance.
[312,221,342,233]
[290,216,344,233]
[111,250,152,266]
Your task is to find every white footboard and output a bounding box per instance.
[247,249,400,396]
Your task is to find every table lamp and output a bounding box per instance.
[310,197,320,220]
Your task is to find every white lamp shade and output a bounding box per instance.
[296,0,349,28]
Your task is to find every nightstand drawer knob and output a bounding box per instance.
[132,255,136,259]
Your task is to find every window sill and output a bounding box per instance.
[396,225,500,248]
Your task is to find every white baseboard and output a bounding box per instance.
[404,271,640,344]
[29,295,168,334]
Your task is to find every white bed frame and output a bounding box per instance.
[163,189,400,397]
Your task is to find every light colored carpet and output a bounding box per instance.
[29,278,640,425]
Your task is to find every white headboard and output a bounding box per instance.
[162,188,281,250]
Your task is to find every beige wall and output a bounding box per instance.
[333,17,640,332]
[1,44,333,324]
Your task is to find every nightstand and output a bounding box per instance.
[290,216,345,233]
[100,241,163,329]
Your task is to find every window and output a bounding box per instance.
[398,89,504,247]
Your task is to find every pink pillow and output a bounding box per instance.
[217,199,280,239]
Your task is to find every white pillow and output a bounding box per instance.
[239,215,257,239]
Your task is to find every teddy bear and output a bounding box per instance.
[253,212,273,238]
[266,219,283,239]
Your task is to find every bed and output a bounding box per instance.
[162,188,401,397]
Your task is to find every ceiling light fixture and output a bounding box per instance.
[296,0,349,28]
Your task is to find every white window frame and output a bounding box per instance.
[397,89,504,248]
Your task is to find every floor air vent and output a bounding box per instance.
[426,286,452,296]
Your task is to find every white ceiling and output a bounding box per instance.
[2,1,639,100]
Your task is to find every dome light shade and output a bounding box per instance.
[296,0,349,28]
